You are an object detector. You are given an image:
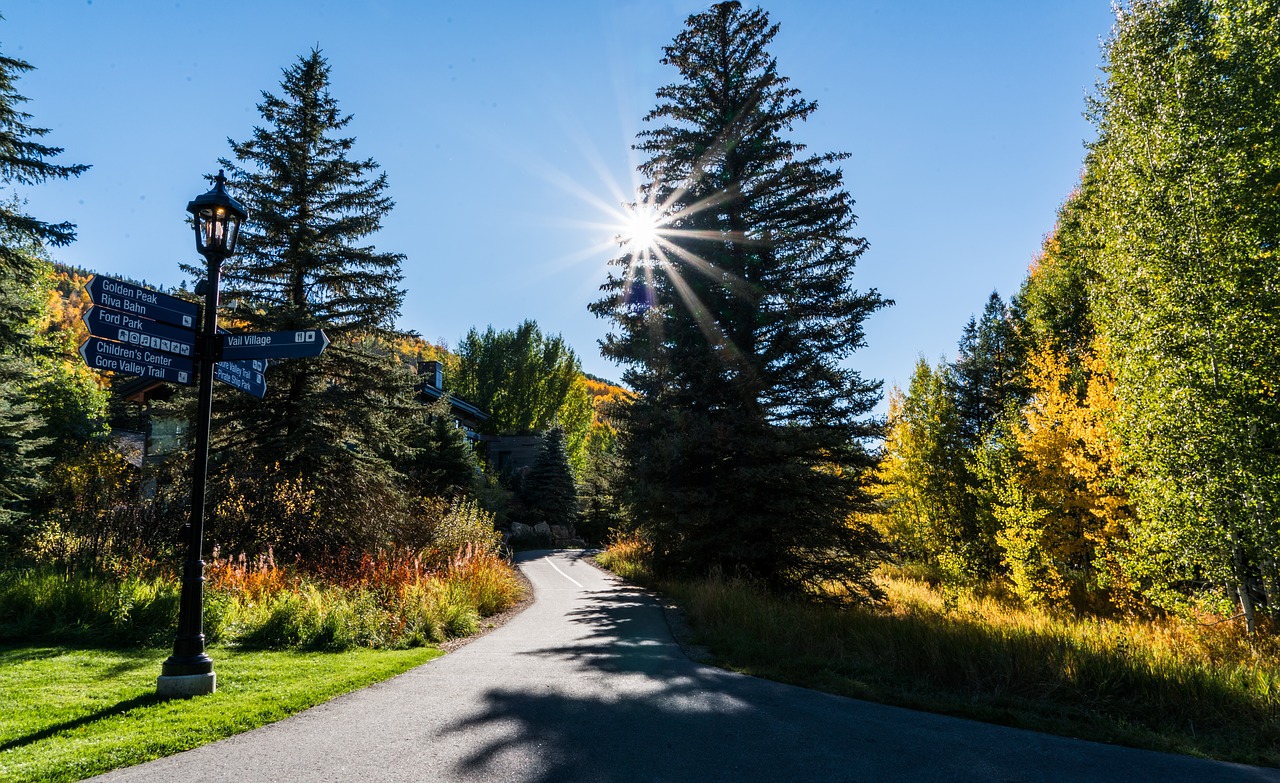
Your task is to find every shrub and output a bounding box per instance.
[0,568,178,646]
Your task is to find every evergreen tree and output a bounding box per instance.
[204,49,413,555]
[400,396,478,500]
[0,46,88,350]
[0,39,87,544]
[948,291,1025,447]
[518,426,578,531]
[590,2,889,599]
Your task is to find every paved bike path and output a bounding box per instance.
[91,550,1279,782]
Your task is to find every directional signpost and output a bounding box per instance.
[221,329,329,361]
[86,274,198,330]
[80,174,334,697]
[81,275,198,387]
[214,359,267,399]
[80,338,194,385]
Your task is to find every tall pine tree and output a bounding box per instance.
[203,49,413,555]
[518,426,579,531]
[591,2,889,599]
[0,38,87,543]
[948,291,1025,447]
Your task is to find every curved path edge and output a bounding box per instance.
[88,550,1280,783]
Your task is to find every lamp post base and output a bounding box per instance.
[157,672,216,697]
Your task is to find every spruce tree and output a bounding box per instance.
[0,39,87,543]
[590,2,889,599]
[948,292,1025,448]
[0,47,88,350]
[519,426,578,531]
[202,49,413,555]
[400,396,478,500]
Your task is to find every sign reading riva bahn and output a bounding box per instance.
[86,275,199,329]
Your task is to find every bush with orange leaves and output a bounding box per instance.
[201,500,523,650]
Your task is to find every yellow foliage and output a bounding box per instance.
[1002,339,1136,608]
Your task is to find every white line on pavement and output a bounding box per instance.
[547,556,584,588]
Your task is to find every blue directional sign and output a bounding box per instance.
[80,337,195,385]
[220,329,329,361]
[215,359,267,399]
[83,306,196,358]
[86,275,199,330]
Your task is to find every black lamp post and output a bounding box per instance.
[157,171,248,697]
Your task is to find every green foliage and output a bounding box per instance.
[398,396,479,500]
[576,420,627,542]
[26,441,166,570]
[208,460,323,558]
[1,537,523,652]
[1016,198,1098,364]
[516,426,579,530]
[590,2,889,600]
[198,49,418,555]
[0,45,91,537]
[0,355,51,538]
[452,319,593,470]
[878,359,993,580]
[1085,0,1280,627]
[409,497,503,565]
[0,569,179,647]
[0,43,88,350]
[949,292,1026,446]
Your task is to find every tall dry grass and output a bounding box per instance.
[598,537,1280,766]
[1,543,524,651]
[205,544,524,650]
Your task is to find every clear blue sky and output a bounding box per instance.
[5,1,1114,403]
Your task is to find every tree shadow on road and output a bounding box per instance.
[433,556,1276,783]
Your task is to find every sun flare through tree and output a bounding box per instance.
[590,2,891,601]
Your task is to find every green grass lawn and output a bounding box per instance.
[0,644,440,783]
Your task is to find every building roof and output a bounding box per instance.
[419,384,489,422]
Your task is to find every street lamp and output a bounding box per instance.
[157,171,248,697]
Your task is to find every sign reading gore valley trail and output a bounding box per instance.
[214,359,267,399]
[80,337,194,384]
[86,274,199,330]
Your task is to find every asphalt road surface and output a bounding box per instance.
[91,550,1280,783]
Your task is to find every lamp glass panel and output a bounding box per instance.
[225,218,241,254]
[193,211,209,253]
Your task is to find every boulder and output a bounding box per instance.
[510,521,536,541]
